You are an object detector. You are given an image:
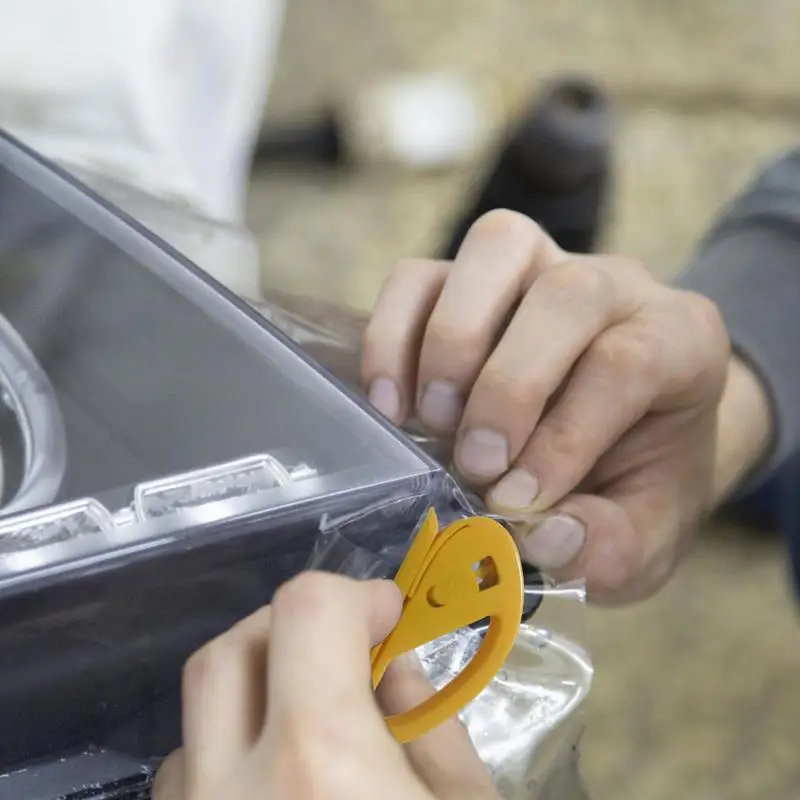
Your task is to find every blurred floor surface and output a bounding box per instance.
[245,2,800,798]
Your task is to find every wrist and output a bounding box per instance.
[711,354,775,508]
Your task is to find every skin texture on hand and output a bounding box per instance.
[153,574,500,800]
[362,210,736,604]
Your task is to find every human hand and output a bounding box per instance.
[362,210,770,603]
[153,573,499,800]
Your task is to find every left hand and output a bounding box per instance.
[361,211,734,603]
[153,573,499,800]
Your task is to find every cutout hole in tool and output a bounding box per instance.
[426,557,498,609]
[376,626,485,723]
[475,556,498,591]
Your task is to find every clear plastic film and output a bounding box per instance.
[306,474,593,800]
[251,290,455,465]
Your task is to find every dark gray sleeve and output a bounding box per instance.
[674,150,800,482]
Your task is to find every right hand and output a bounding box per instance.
[362,211,773,603]
[153,573,499,800]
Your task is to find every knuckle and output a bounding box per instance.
[674,291,732,386]
[611,254,650,281]
[591,327,662,379]
[478,365,544,411]
[470,208,545,245]
[543,258,613,299]
[680,291,731,353]
[273,572,336,617]
[535,415,590,466]
[680,290,722,329]
[425,314,487,359]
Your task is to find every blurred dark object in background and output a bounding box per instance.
[255,74,487,172]
[255,109,343,166]
[441,76,614,257]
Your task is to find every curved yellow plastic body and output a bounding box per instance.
[371,508,524,744]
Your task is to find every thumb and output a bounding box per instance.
[511,482,684,604]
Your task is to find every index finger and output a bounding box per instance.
[266,573,402,732]
[361,259,449,425]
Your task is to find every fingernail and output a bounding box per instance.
[368,378,400,422]
[521,514,585,570]
[457,428,509,479]
[489,469,540,511]
[419,380,461,431]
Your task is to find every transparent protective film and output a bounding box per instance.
[417,583,591,799]
[306,474,593,800]
[251,291,455,466]
[306,476,472,579]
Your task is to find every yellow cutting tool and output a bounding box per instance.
[371,508,524,743]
